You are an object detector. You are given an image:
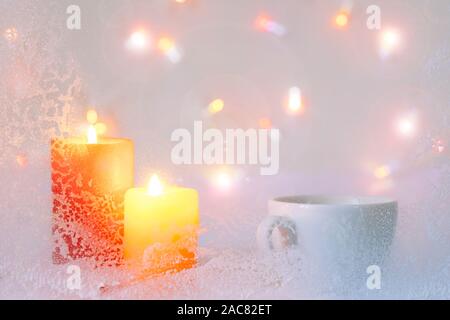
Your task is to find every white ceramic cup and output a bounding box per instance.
[257,195,397,285]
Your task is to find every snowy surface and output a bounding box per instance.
[1,169,449,300]
[0,0,449,299]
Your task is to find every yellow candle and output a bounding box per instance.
[124,175,199,272]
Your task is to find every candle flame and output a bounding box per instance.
[85,110,106,143]
[147,174,164,196]
[87,125,98,144]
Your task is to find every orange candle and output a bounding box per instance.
[51,112,134,266]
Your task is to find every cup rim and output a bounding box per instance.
[271,195,397,207]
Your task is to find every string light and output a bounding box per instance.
[126,29,151,53]
[255,14,286,36]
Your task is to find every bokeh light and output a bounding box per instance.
[208,99,224,114]
[255,14,286,36]
[287,86,303,114]
[258,117,272,129]
[334,12,349,28]
[158,37,175,52]
[16,154,27,167]
[212,170,234,192]
[126,29,151,53]
[4,27,18,42]
[157,37,182,63]
[396,115,416,138]
[432,139,445,154]
[255,15,270,30]
[374,165,391,179]
[379,28,401,57]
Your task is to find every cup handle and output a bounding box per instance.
[256,215,298,251]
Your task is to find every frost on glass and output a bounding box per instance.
[51,140,129,267]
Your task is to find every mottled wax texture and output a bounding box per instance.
[51,138,133,266]
[124,186,199,272]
